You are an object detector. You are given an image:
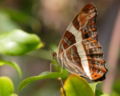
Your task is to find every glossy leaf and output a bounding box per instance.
[0,60,22,77]
[0,29,44,55]
[61,74,94,96]
[19,72,69,91]
[0,77,15,96]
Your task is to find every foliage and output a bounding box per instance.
[0,16,119,96]
[61,74,94,96]
[0,60,22,77]
[0,77,17,96]
[0,6,43,96]
[19,72,68,91]
[0,0,119,96]
[0,29,43,55]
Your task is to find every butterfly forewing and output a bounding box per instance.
[56,3,107,81]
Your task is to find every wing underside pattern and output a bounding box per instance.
[56,3,107,81]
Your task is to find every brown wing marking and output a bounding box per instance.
[72,14,80,30]
[58,42,87,76]
[57,3,107,81]
[58,31,76,54]
[58,50,85,76]
[82,38,107,80]
[66,45,84,70]
[80,3,97,40]
[59,3,97,55]
[72,3,97,40]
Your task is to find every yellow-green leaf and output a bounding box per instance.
[89,82,100,93]
[62,74,94,96]
[0,77,15,96]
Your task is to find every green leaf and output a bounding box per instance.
[0,77,15,96]
[19,72,68,91]
[0,29,44,55]
[62,74,94,96]
[0,60,22,77]
[89,82,100,93]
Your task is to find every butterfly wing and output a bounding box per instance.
[73,3,98,39]
[58,41,86,77]
[58,3,97,55]
[82,38,107,80]
[56,3,107,81]
[58,38,107,80]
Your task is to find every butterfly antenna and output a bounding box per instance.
[58,77,66,96]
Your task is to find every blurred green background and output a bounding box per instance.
[0,0,120,96]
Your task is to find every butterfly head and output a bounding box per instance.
[52,52,57,59]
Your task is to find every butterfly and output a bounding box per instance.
[54,3,107,81]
